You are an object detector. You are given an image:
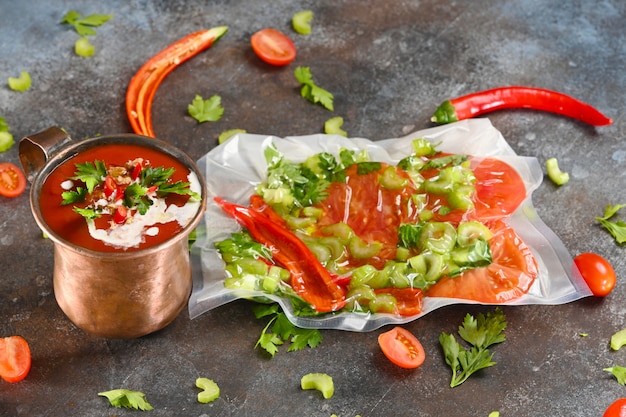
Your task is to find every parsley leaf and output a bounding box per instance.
[157,181,201,200]
[439,308,507,387]
[294,67,334,111]
[71,161,106,193]
[73,206,100,219]
[188,94,224,123]
[61,187,87,205]
[61,10,113,37]
[252,303,323,356]
[596,203,626,244]
[123,183,152,215]
[98,389,153,411]
[605,365,626,386]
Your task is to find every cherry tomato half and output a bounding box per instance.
[250,28,297,66]
[0,162,27,198]
[604,398,626,417]
[378,327,425,369]
[0,336,32,383]
[574,252,616,297]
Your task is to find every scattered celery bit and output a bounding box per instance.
[545,157,569,186]
[8,71,31,91]
[98,389,153,411]
[324,116,347,137]
[292,10,313,35]
[218,129,246,144]
[75,37,95,57]
[301,373,334,399]
[596,203,626,244]
[0,117,14,153]
[295,67,334,111]
[188,94,224,123]
[439,308,507,387]
[488,412,500,417]
[196,377,220,403]
[604,365,626,386]
[610,328,626,351]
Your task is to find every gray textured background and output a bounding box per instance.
[1,1,625,416]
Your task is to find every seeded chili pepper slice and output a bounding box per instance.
[126,26,228,138]
[431,86,612,126]
[215,196,347,313]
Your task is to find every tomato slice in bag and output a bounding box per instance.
[471,157,527,220]
[427,220,538,303]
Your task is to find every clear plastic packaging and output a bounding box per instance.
[189,119,592,331]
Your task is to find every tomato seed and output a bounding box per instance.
[1,170,18,190]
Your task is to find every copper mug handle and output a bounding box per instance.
[19,126,73,183]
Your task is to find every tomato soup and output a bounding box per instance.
[39,143,202,252]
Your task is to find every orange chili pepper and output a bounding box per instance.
[126,26,228,137]
[215,196,347,313]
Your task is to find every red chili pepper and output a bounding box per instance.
[431,86,612,126]
[126,26,228,138]
[113,206,128,224]
[215,196,347,313]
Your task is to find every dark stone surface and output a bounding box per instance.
[1,1,625,416]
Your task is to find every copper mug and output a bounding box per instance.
[19,127,206,338]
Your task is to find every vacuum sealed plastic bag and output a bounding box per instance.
[189,119,592,331]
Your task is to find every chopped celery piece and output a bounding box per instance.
[411,138,437,157]
[324,116,347,137]
[301,373,334,399]
[0,131,14,152]
[546,157,569,186]
[218,128,246,144]
[292,10,313,35]
[8,71,31,91]
[196,377,220,403]
[369,293,397,314]
[321,222,354,243]
[419,222,456,254]
[457,221,492,247]
[348,235,382,259]
[75,37,95,57]
[379,166,408,190]
[610,328,626,351]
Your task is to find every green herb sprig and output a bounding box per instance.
[294,67,334,111]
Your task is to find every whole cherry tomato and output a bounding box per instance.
[574,252,616,297]
[603,398,626,417]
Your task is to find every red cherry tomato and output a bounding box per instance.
[604,398,626,417]
[378,327,425,369]
[250,28,296,66]
[574,252,616,297]
[0,162,27,198]
[0,336,32,383]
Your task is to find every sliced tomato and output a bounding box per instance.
[574,252,616,297]
[0,336,31,383]
[378,327,425,369]
[374,288,423,316]
[314,163,419,269]
[251,28,297,66]
[427,220,538,303]
[0,162,27,198]
[470,157,527,220]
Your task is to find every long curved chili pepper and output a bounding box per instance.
[431,86,612,126]
[215,196,347,313]
[126,26,228,138]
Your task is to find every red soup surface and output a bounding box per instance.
[39,143,199,252]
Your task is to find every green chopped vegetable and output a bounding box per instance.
[8,71,32,91]
[294,67,334,111]
[188,94,224,123]
[596,203,626,244]
[292,10,313,35]
[98,389,153,411]
[301,373,334,399]
[253,303,323,357]
[69,160,107,193]
[546,157,569,185]
[61,10,113,37]
[604,365,626,386]
[196,377,220,403]
[0,118,14,153]
[324,116,347,137]
[488,412,500,417]
[439,308,507,387]
[610,328,626,350]
[218,129,246,144]
[74,37,95,57]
